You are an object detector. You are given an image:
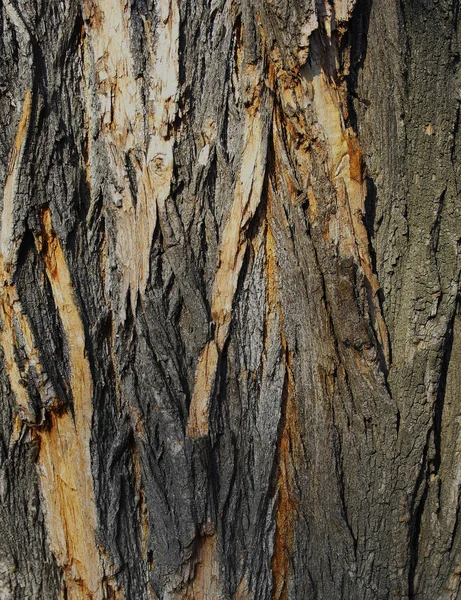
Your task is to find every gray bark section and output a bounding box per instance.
[0,0,459,599]
[352,0,461,597]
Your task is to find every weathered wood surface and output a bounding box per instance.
[0,0,460,598]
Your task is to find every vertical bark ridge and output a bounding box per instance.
[350,0,461,594]
[0,90,38,423]
[1,87,32,267]
[187,48,274,439]
[261,4,398,595]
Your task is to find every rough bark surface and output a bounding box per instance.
[0,0,460,598]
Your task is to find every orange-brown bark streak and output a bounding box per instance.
[266,178,298,600]
[271,363,297,600]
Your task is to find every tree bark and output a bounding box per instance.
[0,0,460,598]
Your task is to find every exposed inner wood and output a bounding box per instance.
[173,533,220,600]
[33,208,104,600]
[265,204,297,600]
[309,65,390,364]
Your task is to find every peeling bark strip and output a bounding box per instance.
[33,208,104,600]
[0,281,54,426]
[308,65,390,364]
[172,534,220,600]
[0,206,103,593]
[1,0,461,597]
[265,196,298,600]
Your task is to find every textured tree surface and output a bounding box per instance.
[0,0,460,598]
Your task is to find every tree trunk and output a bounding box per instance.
[0,0,460,598]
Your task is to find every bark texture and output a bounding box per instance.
[0,0,460,598]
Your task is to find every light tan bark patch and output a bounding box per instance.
[83,0,179,320]
[174,534,220,600]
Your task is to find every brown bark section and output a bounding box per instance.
[0,0,460,598]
